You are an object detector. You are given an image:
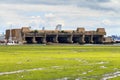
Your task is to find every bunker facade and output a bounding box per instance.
[5,27,106,44]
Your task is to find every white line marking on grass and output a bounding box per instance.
[82,72,87,74]
[100,66,107,69]
[0,68,43,76]
[101,71,120,80]
[51,66,60,68]
[88,70,93,72]
[97,61,109,65]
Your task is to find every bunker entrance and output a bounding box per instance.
[46,36,55,43]
[72,35,83,43]
[73,37,79,43]
[35,37,43,44]
[58,36,68,43]
[93,35,102,44]
[25,37,33,44]
[85,35,91,43]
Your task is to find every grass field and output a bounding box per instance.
[0,45,120,80]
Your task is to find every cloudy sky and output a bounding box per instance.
[0,0,120,35]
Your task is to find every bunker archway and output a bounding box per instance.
[58,36,68,43]
[25,37,33,44]
[46,36,55,43]
[93,35,103,44]
[85,35,91,43]
[35,37,43,44]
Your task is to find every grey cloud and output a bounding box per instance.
[0,0,69,4]
[77,1,115,11]
[76,0,119,12]
[0,0,119,12]
[85,0,110,3]
[0,0,111,5]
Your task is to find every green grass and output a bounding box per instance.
[0,45,120,80]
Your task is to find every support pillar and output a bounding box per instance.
[82,35,85,43]
[32,37,37,44]
[90,35,94,43]
[22,33,27,44]
[79,35,85,44]
[100,35,104,43]
[22,38,27,44]
[67,35,73,43]
[42,34,46,44]
[53,35,58,43]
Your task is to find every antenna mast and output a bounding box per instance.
[55,24,62,31]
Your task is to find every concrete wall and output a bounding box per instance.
[6,29,22,43]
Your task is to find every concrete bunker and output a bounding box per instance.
[5,27,106,44]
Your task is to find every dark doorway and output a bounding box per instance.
[58,37,68,43]
[35,37,43,44]
[46,36,54,43]
[25,37,33,44]
[85,35,91,43]
[72,37,79,43]
[93,35,102,44]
